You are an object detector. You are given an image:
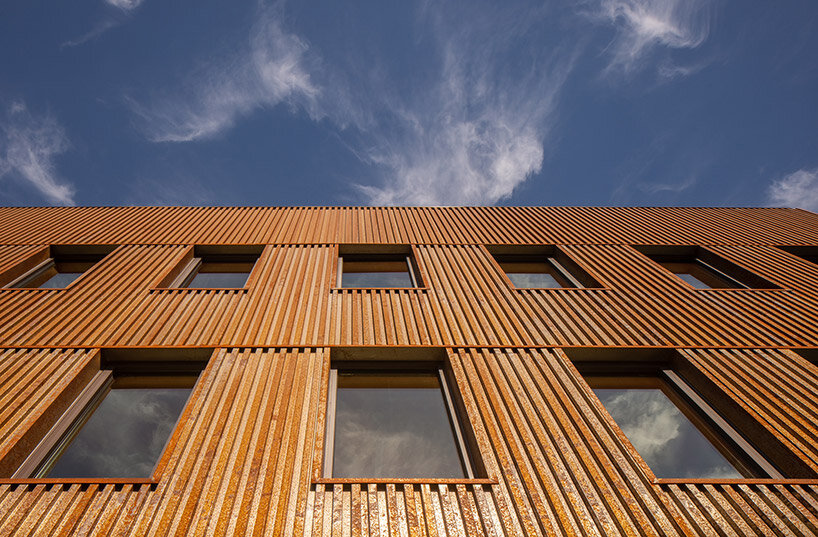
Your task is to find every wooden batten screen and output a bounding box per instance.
[0,206,816,536]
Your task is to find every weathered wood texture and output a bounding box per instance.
[0,207,816,536]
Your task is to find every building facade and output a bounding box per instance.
[0,206,816,536]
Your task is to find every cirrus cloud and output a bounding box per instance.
[0,101,75,206]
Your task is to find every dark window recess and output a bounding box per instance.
[568,348,816,479]
[4,245,115,289]
[323,353,477,479]
[778,245,818,266]
[169,245,262,288]
[634,245,779,289]
[337,246,422,288]
[14,349,209,479]
[487,245,601,289]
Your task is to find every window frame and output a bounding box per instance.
[12,349,209,480]
[335,245,424,289]
[566,348,818,482]
[3,245,115,290]
[163,245,262,289]
[633,245,780,290]
[322,360,476,480]
[486,244,603,290]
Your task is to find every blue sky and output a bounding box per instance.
[1,0,817,209]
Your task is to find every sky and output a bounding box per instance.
[0,0,817,209]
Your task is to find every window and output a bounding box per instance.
[323,350,475,479]
[3,245,115,289]
[166,245,262,289]
[488,245,601,289]
[337,245,421,288]
[569,348,813,479]
[13,349,208,479]
[634,245,779,289]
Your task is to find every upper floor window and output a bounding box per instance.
[337,245,421,288]
[166,245,262,289]
[488,245,601,289]
[3,245,115,289]
[634,245,779,289]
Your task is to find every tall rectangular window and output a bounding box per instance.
[634,245,779,289]
[324,359,475,479]
[4,245,115,289]
[567,349,810,480]
[14,349,208,479]
[588,375,752,478]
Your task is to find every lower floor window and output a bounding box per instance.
[15,353,204,479]
[324,365,475,479]
[588,376,750,478]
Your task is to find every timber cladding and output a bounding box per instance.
[0,206,814,536]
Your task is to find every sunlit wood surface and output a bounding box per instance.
[0,206,817,536]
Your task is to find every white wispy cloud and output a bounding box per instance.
[347,6,576,205]
[767,168,818,212]
[0,101,75,205]
[127,3,574,205]
[128,10,319,143]
[592,0,713,74]
[105,0,144,10]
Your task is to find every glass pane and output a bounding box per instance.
[341,271,413,288]
[38,272,83,288]
[187,271,249,288]
[46,388,192,478]
[507,272,561,288]
[333,373,466,478]
[676,273,711,289]
[593,387,743,478]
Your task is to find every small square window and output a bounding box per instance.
[634,245,779,289]
[568,348,815,480]
[323,350,476,479]
[487,245,601,289]
[3,245,115,289]
[167,245,262,289]
[13,349,209,479]
[337,245,421,288]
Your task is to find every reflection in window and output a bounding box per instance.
[339,255,419,288]
[590,377,745,478]
[45,387,192,478]
[326,370,471,478]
